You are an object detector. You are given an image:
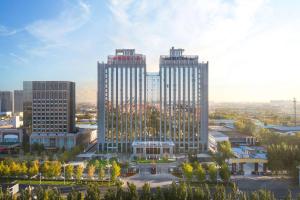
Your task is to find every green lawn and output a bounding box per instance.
[16,179,115,186]
[17,180,75,185]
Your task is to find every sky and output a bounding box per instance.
[0,0,300,103]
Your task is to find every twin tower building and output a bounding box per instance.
[97,47,209,154]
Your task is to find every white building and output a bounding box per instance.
[208,131,229,152]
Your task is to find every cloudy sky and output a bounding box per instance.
[0,0,299,103]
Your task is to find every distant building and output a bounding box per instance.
[208,131,229,152]
[0,91,13,113]
[13,90,23,114]
[23,81,76,149]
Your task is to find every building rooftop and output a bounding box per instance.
[209,131,228,138]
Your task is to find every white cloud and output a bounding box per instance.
[26,0,90,44]
[107,0,300,102]
[0,25,18,36]
[9,53,28,63]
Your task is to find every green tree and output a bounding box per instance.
[98,166,105,181]
[208,164,217,182]
[219,163,231,183]
[127,182,139,200]
[75,165,83,181]
[28,160,39,177]
[65,165,74,179]
[141,183,152,200]
[85,184,101,200]
[213,185,226,200]
[182,162,193,182]
[111,161,121,182]
[194,163,206,182]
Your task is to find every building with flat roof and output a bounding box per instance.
[13,90,23,114]
[98,48,209,154]
[0,91,13,113]
[208,131,229,152]
[23,81,76,149]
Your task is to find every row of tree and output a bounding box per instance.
[181,162,231,183]
[0,181,296,200]
[267,142,300,178]
[0,159,121,181]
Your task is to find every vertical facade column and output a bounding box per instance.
[187,67,190,150]
[120,67,123,152]
[200,62,209,152]
[116,66,119,152]
[97,62,106,152]
[125,67,128,153]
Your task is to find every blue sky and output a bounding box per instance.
[0,0,300,102]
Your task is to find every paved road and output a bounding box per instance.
[122,173,178,188]
[123,163,179,188]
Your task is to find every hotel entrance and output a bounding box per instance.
[132,141,175,159]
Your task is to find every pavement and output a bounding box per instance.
[122,173,178,188]
[122,162,179,188]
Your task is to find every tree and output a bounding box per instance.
[182,162,193,182]
[219,163,231,183]
[141,183,152,200]
[65,165,74,179]
[87,165,95,179]
[41,161,50,177]
[111,161,121,182]
[28,160,39,177]
[127,182,139,200]
[98,166,105,181]
[194,163,206,182]
[75,165,83,181]
[208,164,217,182]
[20,162,28,175]
[85,184,101,200]
[213,185,226,200]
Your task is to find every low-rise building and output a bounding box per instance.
[208,131,229,152]
[132,141,175,159]
[30,132,76,150]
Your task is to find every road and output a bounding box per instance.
[122,162,179,188]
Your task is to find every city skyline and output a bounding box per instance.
[0,0,300,102]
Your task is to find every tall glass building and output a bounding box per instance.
[98,48,208,154]
[160,47,208,152]
[98,49,146,153]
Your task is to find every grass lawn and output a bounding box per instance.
[17,180,114,186]
[17,180,76,186]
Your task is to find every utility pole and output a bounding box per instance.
[293,98,297,126]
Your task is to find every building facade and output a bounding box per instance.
[98,48,209,154]
[98,49,146,153]
[23,81,76,149]
[13,90,23,114]
[0,91,13,113]
[159,47,209,152]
